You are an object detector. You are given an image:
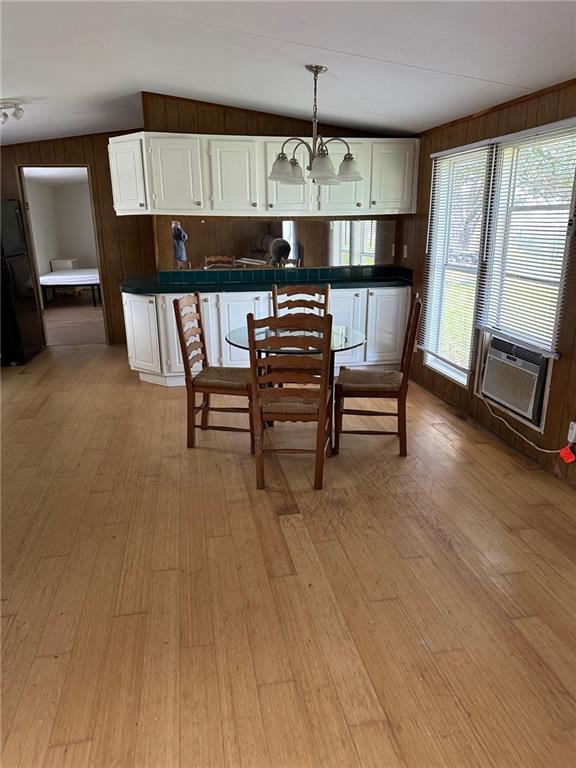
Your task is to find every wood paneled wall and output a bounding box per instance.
[142,91,385,138]
[404,78,576,485]
[0,132,156,344]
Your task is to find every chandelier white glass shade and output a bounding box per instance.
[268,65,363,186]
[0,101,24,124]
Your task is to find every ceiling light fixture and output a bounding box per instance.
[0,101,25,123]
[268,65,363,186]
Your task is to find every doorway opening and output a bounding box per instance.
[20,166,106,346]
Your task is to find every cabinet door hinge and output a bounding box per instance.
[209,193,214,203]
[208,149,212,158]
[151,193,157,201]
[161,302,166,310]
[219,356,223,365]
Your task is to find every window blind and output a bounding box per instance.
[328,220,377,266]
[419,146,493,384]
[476,129,576,354]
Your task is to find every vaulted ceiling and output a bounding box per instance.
[2,1,575,145]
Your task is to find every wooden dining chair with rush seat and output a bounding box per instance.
[272,283,331,316]
[333,293,422,457]
[173,293,253,450]
[247,311,334,490]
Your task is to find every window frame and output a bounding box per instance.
[422,118,576,388]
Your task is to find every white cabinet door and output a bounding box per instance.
[147,137,204,211]
[122,293,161,372]
[108,139,147,213]
[369,140,417,214]
[330,288,368,366]
[157,293,220,375]
[365,287,410,364]
[265,141,315,213]
[319,140,369,213]
[219,291,271,367]
[209,140,260,211]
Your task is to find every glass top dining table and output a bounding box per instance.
[225,324,366,355]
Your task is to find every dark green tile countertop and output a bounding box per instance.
[121,265,412,295]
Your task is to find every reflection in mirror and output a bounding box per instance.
[155,216,399,271]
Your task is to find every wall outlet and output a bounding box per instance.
[568,421,576,444]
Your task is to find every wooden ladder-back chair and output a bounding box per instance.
[173,293,253,450]
[247,312,333,490]
[334,293,422,456]
[272,284,331,317]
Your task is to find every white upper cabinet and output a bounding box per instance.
[319,140,369,213]
[147,137,204,211]
[209,139,260,211]
[108,133,419,217]
[108,138,147,214]
[369,140,418,214]
[265,141,315,213]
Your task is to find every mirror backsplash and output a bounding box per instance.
[157,216,400,271]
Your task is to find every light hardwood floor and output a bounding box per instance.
[44,293,106,346]
[2,345,575,768]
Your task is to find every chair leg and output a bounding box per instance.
[333,391,344,455]
[187,389,196,449]
[254,411,265,489]
[248,396,255,455]
[314,412,327,490]
[398,397,407,457]
[200,393,210,429]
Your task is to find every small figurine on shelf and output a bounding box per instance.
[171,220,189,269]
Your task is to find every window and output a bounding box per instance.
[477,131,576,352]
[420,147,492,385]
[329,220,378,266]
[421,124,576,386]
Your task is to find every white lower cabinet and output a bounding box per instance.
[157,293,220,375]
[123,294,161,373]
[365,287,410,363]
[330,288,367,366]
[219,291,271,367]
[122,285,410,385]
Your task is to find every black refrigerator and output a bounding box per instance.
[1,199,45,365]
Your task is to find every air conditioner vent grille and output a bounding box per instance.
[483,357,537,417]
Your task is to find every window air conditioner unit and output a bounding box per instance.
[481,336,548,426]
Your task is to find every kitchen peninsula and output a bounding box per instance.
[121,265,412,386]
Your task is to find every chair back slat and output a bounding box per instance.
[400,293,423,383]
[253,336,326,351]
[272,284,330,317]
[173,293,208,385]
[258,370,323,387]
[248,313,333,414]
[253,313,327,331]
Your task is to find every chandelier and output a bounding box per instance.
[268,65,362,186]
[1,101,24,124]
